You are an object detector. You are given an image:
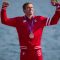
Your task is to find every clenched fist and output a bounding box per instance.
[51,0,60,6]
[2,2,9,9]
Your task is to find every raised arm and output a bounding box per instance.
[33,0,60,27]
[1,2,18,27]
[42,0,60,26]
[47,7,60,26]
[47,0,60,26]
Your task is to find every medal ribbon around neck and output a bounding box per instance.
[24,16,35,33]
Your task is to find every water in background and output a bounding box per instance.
[0,0,60,60]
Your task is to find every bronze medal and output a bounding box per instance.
[29,32,34,39]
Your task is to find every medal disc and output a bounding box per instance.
[29,32,34,39]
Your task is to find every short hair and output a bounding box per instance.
[23,2,32,10]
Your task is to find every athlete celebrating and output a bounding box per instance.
[1,1,60,60]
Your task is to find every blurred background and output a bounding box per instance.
[0,0,60,60]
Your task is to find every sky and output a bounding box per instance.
[0,0,55,17]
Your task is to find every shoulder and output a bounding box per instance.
[14,16,24,19]
[34,16,47,21]
[13,16,24,21]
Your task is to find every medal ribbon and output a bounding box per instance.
[24,16,35,33]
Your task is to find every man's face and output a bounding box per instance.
[24,4,34,16]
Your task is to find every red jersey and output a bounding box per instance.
[1,8,60,60]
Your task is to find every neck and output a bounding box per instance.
[25,14,33,20]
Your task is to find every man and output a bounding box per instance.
[1,1,60,60]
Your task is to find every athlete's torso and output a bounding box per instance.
[15,16,47,47]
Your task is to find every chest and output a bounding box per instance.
[17,19,43,33]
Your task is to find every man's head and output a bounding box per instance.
[23,2,34,17]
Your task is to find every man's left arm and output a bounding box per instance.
[49,7,60,25]
[42,1,60,26]
[43,7,60,26]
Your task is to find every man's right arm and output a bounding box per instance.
[1,2,17,27]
